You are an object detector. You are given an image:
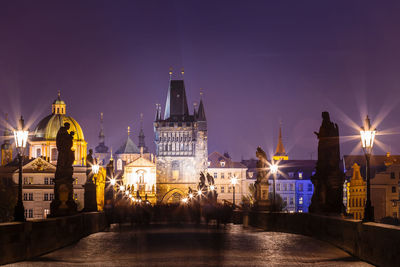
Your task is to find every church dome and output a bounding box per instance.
[33,114,85,141]
[33,92,85,141]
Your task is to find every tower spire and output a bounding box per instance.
[99,112,105,143]
[273,122,288,161]
[197,89,206,121]
[138,113,148,153]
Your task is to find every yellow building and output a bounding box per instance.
[123,153,157,204]
[94,167,106,211]
[347,163,366,220]
[30,92,87,166]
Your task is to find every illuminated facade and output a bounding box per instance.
[154,76,208,203]
[1,114,12,166]
[207,152,247,204]
[29,92,87,166]
[0,157,86,220]
[346,163,366,220]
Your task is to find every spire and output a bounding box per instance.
[138,113,148,153]
[95,112,108,154]
[273,123,288,161]
[110,148,113,160]
[163,73,189,120]
[193,102,198,118]
[127,126,131,136]
[99,112,105,143]
[197,89,206,121]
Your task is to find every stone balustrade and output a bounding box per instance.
[0,212,106,265]
[248,211,400,267]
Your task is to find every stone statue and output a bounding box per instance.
[206,173,214,185]
[86,149,94,181]
[254,147,270,210]
[50,123,77,217]
[55,122,75,175]
[309,111,344,214]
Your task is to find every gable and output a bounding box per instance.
[23,157,56,173]
[125,156,155,168]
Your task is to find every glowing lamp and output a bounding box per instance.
[189,193,193,199]
[119,185,125,191]
[125,191,129,196]
[210,185,215,191]
[231,177,238,185]
[13,116,28,153]
[197,190,202,196]
[92,164,100,175]
[182,198,188,203]
[360,115,376,155]
[270,164,278,174]
[110,178,116,186]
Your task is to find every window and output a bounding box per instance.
[28,209,33,218]
[277,183,281,191]
[289,184,294,191]
[50,193,54,201]
[117,159,123,170]
[51,148,58,161]
[299,183,303,192]
[391,172,395,179]
[228,172,232,178]
[392,186,396,193]
[36,148,41,157]
[44,177,49,185]
[299,197,303,205]
[23,193,28,201]
[50,178,55,185]
[74,193,78,200]
[220,161,225,167]
[23,177,33,185]
[228,186,231,193]
[308,184,313,191]
[298,172,303,179]
[221,186,225,193]
[290,197,294,205]
[28,193,33,201]
[44,193,49,201]
[288,172,294,178]
[207,161,211,167]
[214,173,217,179]
[221,173,225,179]
[283,184,287,191]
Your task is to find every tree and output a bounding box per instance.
[0,178,17,222]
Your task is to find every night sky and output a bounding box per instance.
[1,0,400,161]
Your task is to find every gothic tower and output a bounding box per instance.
[273,124,288,161]
[1,113,13,166]
[138,113,148,153]
[154,72,208,203]
[95,112,109,165]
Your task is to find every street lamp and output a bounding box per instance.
[270,163,279,211]
[360,115,376,222]
[231,176,238,209]
[13,116,29,222]
[209,185,215,191]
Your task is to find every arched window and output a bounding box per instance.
[51,148,58,161]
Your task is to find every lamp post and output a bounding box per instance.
[360,115,376,222]
[231,176,238,209]
[91,162,100,211]
[270,163,279,211]
[13,116,29,222]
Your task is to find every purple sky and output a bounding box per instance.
[1,0,400,161]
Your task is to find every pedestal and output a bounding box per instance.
[50,169,77,217]
[84,182,98,212]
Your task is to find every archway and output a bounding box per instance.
[160,188,186,204]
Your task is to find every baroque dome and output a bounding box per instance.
[33,114,85,141]
[32,92,85,141]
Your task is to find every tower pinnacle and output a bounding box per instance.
[273,123,288,161]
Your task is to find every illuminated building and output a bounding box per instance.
[29,92,87,166]
[1,114,12,166]
[207,152,247,204]
[154,74,208,203]
[346,163,366,220]
[115,126,157,204]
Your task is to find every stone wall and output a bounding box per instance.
[248,211,400,267]
[0,212,106,265]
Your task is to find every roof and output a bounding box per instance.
[32,114,85,141]
[163,80,190,121]
[274,126,286,156]
[208,151,247,169]
[95,142,109,153]
[197,99,206,121]
[115,136,140,154]
[343,154,400,178]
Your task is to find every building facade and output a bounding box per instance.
[346,163,366,220]
[207,152,248,205]
[0,157,86,220]
[154,77,208,203]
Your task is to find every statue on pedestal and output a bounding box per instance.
[254,147,270,210]
[84,149,98,212]
[309,111,345,214]
[50,123,77,217]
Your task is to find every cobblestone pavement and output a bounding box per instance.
[7,224,372,267]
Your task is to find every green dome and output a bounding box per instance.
[33,114,85,141]
[52,99,65,105]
